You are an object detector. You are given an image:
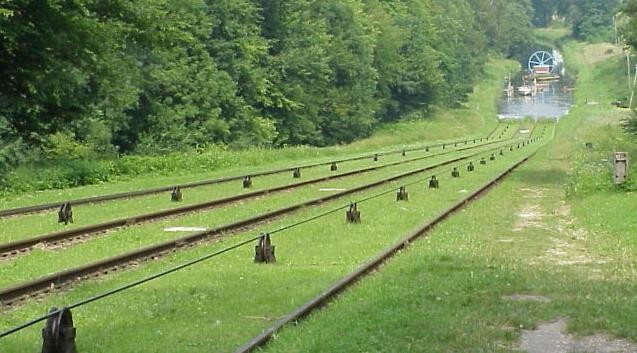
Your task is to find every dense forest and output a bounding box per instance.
[1,0,535,162]
[0,0,625,191]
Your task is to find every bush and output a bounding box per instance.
[2,159,113,192]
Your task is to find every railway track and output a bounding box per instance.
[0,137,517,258]
[0,137,537,305]
[0,125,510,219]
[234,151,535,353]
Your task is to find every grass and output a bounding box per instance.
[0,131,520,242]
[0,135,543,352]
[0,137,523,287]
[249,42,637,352]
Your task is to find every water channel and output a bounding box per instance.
[497,66,574,121]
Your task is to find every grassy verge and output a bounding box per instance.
[250,42,637,352]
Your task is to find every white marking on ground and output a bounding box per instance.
[163,227,207,232]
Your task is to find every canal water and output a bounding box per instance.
[497,72,574,121]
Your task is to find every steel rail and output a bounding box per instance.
[0,126,507,218]
[0,138,514,258]
[233,152,535,353]
[0,139,526,305]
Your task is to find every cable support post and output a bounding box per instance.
[396,186,409,201]
[170,186,182,202]
[254,233,276,264]
[57,202,73,225]
[41,307,78,353]
[346,203,361,223]
[428,175,439,189]
[243,176,252,189]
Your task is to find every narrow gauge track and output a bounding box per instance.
[234,152,535,353]
[0,137,537,305]
[0,137,516,258]
[0,125,509,218]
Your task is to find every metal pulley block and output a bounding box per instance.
[57,203,73,225]
[330,162,338,171]
[41,307,78,353]
[451,167,460,178]
[243,176,252,188]
[170,186,182,202]
[467,162,475,172]
[396,186,409,201]
[254,233,276,263]
[293,168,301,178]
[489,154,496,161]
[346,203,361,223]
[428,175,439,189]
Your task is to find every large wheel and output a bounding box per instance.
[528,51,555,73]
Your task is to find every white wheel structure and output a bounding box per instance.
[527,51,555,73]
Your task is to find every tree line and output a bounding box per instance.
[0,0,537,167]
[531,0,623,41]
